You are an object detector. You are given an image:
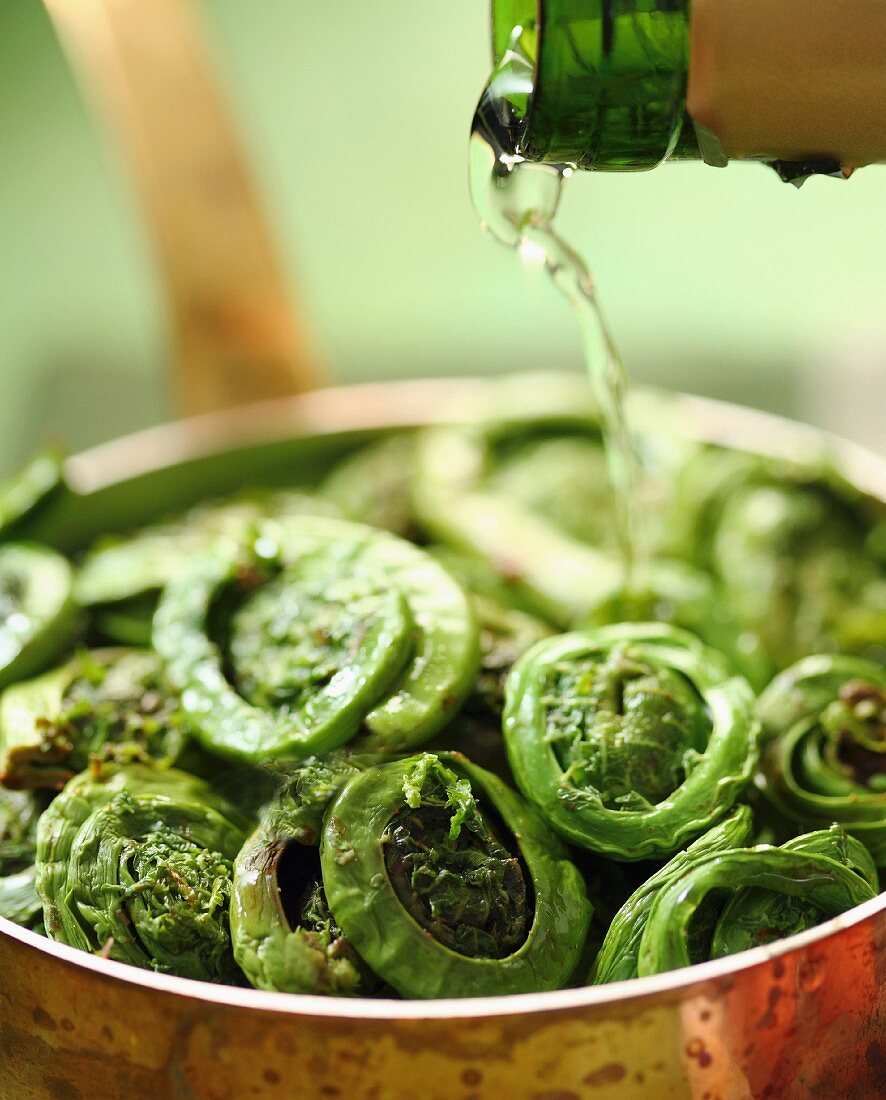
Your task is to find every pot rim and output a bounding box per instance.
[5,373,885,1021]
[64,374,886,499]
[3,892,883,1019]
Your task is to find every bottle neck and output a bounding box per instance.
[491,0,886,176]
[492,1,694,171]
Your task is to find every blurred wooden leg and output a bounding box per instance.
[44,0,322,415]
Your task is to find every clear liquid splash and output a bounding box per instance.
[470,38,644,578]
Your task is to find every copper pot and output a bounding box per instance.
[2,378,884,1100]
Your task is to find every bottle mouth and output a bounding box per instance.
[473,3,541,164]
[472,28,534,166]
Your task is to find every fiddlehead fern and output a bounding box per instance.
[669,448,886,669]
[583,563,770,690]
[471,594,553,719]
[0,448,65,539]
[412,390,765,677]
[0,786,44,928]
[0,865,42,928]
[0,648,188,789]
[320,435,417,536]
[503,623,759,859]
[709,826,878,958]
[0,543,77,690]
[428,545,553,719]
[320,752,591,998]
[76,491,338,645]
[231,753,379,995]
[591,805,755,983]
[487,433,621,550]
[757,654,886,864]
[0,399,878,1000]
[0,786,40,872]
[36,763,248,981]
[154,515,479,762]
[413,411,623,625]
[636,833,877,976]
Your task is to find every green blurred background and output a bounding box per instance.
[1,0,884,476]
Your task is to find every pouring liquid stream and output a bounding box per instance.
[470,41,644,580]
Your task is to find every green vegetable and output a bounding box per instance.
[0,449,65,539]
[487,433,617,549]
[319,434,417,536]
[413,416,622,624]
[321,752,591,998]
[36,763,248,981]
[0,785,44,928]
[154,515,480,762]
[503,623,759,859]
[669,448,886,669]
[592,805,755,984]
[757,654,886,864]
[423,712,511,780]
[76,490,339,642]
[583,561,771,690]
[0,786,41,875]
[0,648,189,789]
[0,865,42,928]
[428,544,556,716]
[413,412,762,677]
[231,753,378,994]
[636,838,876,976]
[158,532,410,759]
[428,545,547,618]
[0,401,878,1000]
[710,826,879,958]
[90,593,159,648]
[469,593,553,719]
[0,543,78,690]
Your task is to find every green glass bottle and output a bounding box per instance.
[491,1,696,171]
[488,0,886,180]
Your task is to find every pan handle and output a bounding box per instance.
[43,0,323,415]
